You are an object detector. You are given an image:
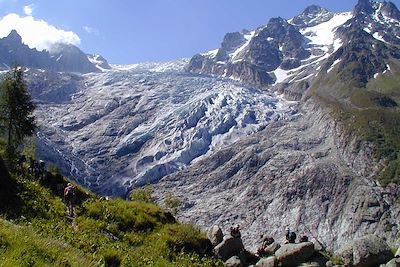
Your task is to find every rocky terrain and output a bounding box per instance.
[14,0,400,253]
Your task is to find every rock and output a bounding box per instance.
[275,242,315,266]
[385,258,400,267]
[396,246,400,257]
[255,256,277,267]
[208,225,223,246]
[299,251,328,267]
[264,242,281,256]
[336,235,394,267]
[299,263,320,267]
[325,261,333,267]
[214,237,245,261]
[225,256,243,267]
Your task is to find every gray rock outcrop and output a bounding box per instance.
[336,235,394,267]
[275,242,315,266]
[256,256,277,267]
[264,242,281,256]
[214,237,245,261]
[224,256,243,267]
[385,257,400,267]
[208,225,223,246]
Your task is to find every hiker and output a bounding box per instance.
[17,155,26,174]
[257,235,275,257]
[64,183,76,217]
[299,235,309,242]
[38,160,46,180]
[285,227,296,244]
[230,225,241,238]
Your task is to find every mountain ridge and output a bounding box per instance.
[0,30,109,73]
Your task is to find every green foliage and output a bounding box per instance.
[130,186,154,203]
[48,164,61,176]
[0,67,36,168]
[0,155,220,266]
[164,192,181,215]
[0,219,93,266]
[310,58,400,186]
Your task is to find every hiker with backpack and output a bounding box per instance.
[285,227,296,244]
[64,183,76,217]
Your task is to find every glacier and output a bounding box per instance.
[35,62,299,197]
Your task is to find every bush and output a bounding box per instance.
[130,186,154,203]
[164,192,181,215]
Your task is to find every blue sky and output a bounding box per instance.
[1,0,399,64]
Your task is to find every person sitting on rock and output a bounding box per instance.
[257,235,275,257]
[230,225,241,238]
[285,227,296,244]
[299,235,309,243]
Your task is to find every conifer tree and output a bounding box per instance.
[0,67,36,167]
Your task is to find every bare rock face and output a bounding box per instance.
[385,258,400,267]
[256,256,277,267]
[336,235,394,267]
[265,242,281,256]
[214,237,245,261]
[208,225,224,247]
[275,242,315,266]
[224,256,243,267]
[152,100,400,251]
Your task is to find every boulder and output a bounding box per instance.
[385,258,400,267]
[275,242,315,266]
[256,256,277,267]
[264,242,281,256]
[208,225,223,246]
[214,237,245,261]
[224,256,243,267]
[336,235,394,267]
[305,252,328,267]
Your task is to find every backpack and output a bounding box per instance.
[289,231,297,243]
[65,186,75,197]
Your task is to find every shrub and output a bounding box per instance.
[164,192,181,215]
[130,186,154,203]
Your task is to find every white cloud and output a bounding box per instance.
[83,25,99,35]
[0,13,80,51]
[23,4,34,16]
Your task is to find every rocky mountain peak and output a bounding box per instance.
[354,0,375,16]
[215,31,246,61]
[380,1,400,20]
[290,5,333,28]
[3,29,23,46]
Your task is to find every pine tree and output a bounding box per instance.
[0,67,36,167]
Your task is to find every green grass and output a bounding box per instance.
[0,219,93,266]
[309,58,400,186]
[0,163,222,267]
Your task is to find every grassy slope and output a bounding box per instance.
[309,58,400,186]
[0,167,222,267]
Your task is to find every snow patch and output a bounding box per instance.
[301,12,352,47]
[327,59,341,73]
[273,68,290,85]
[372,32,387,43]
[230,31,255,61]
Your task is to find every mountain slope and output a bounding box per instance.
[29,0,400,252]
